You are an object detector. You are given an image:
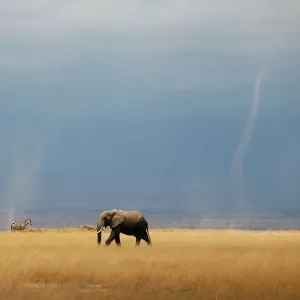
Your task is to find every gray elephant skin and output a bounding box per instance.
[96,209,152,247]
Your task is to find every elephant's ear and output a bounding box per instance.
[111,211,125,228]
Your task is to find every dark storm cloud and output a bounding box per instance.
[0,0,300,219]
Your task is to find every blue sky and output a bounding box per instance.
[1,0,300,215]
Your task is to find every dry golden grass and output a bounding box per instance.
[1,228,300,300]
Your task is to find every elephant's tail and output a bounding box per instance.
[146,226,151,244]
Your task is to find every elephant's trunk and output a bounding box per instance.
[97,218,104,245]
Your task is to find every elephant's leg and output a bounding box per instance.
[115,234,121,247]
[105,230,116,246]
[141,230,152,246]
[110,226,121,247]
[135,237,141,247]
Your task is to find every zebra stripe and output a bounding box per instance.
[11,218,32,231]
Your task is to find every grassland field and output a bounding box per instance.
[0,228,300,300]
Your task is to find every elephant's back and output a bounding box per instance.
[122,210,143,227]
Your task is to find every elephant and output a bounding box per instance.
[96,209,152,247]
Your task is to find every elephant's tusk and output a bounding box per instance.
[97,229,102,234]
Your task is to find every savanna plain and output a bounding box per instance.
[0,228,300,300]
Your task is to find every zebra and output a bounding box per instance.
[10,218,32,231]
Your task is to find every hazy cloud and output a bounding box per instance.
[1,1,299,70]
